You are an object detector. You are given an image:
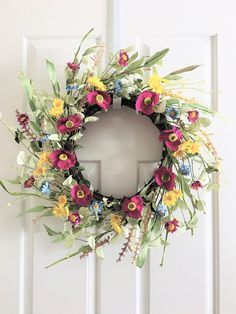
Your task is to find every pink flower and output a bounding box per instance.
[67,62,80,71]
[135,91,160,115]
[122,195,144,219]
[56,114,82,134]
[165,218,179,233]
[159,127,183,151]
[16,110,29,128]
[86,91,111,110]
[49,150,76,170]
[71,184,92,207]
[68,211,81,226]
[23,176,35,188]
[191,180,203,190]
[154,166,176,191]
[118,51,129,66]
[188,110,199,123]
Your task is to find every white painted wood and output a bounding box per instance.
[0,0,235,314]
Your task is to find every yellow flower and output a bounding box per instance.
[182,140,200,154]
[173,146,186,158]
[58,195,67,207]
[49,98,64,117]
[37,151,51,166]
[52,204,69,217]
[87,76,107,92]
[34,166,46,177]
[163,191,178,207]
[148,73,167,94]
[111,214,122,234]
[172,189,182,199]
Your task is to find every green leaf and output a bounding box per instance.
[128,51,138,63]
[84,116,99,123]
[164,74,182,80]
[30,141,42,152]
[187,214,198,228]
[17,205,47,217]
[136,244,149,268]
[46,59,57,85]
[122,57,145,72]
[95,247,105,259]
[30,121,41,134]
[16,151,26,165]
[160,238,169,246]
[0,179,44,199]
[44,224,60,236]
[205,165,218,174]
[188,122,201,133]
[64,234,74,248]
[183,102,213,114]
[127,217,139,226]
[167,65,200,76]
[196,200,205,211]
[82,46,98,57]
[207,182,220,191]
[144,48,169,67]
[198,117,211,127]
[88,235,96,250]
[18,73,33,101]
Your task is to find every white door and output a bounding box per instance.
[0,1,235,314]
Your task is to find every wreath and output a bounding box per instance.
[0,29,220,268]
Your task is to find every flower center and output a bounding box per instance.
[93,203,99,209]
[168,223,175,231]
[65,120,74,128]
[144,97,152,105]
[161,173,171,182]
[59,153,68,161]
[128,202,136,211]
[122,54,128,61]
[70,215,77,222]
[76,190,85,198]
[168,133,178,142]
[96,94,104,103]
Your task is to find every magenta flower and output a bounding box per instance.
[188,110,199,123]
[154,166,176,191]
[71,184,92,207]
[191,180,203,190]
[67,62,80,71]
[86,91,111,110]
[135,91,160,115]
[165,218,179,233]
[122,195,144,219]
[159,127,183,151]
[16,110,29,128]
[56,114,82,134]
[23,176,35,188]
[118,51,129,66]
[49,150,76,170]
[68,211,81,226]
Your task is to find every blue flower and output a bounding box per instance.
[66,84,79,91]
[115,80,123,94]
[179,164,190,176]
[40,134,49,144]
[89,200,103,214]
[40,182,51,195]
[155,204,167,217]
[165,107,179,120]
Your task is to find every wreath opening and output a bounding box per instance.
[78,100,164,198]
[0,28,220,268]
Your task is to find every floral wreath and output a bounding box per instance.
[0,29,220,268]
